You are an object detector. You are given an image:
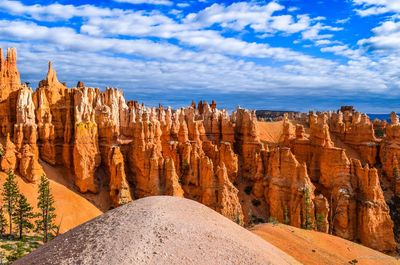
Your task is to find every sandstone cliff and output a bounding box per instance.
[0,48,398,253]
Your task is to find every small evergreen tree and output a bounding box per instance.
[35,175,57,243]
[302,186,313,230]
[13,194,34,239]
[284,206,290,225]
[316,213,325,232]
[0,206,7,239]
[2,170,20,238]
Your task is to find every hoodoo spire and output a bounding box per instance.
[0,47,20,101]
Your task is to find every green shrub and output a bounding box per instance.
[374,128,384,138]
[268,216,279,225]
[181,160,189,174]
[284,206,290,225]
[316,213,325,232]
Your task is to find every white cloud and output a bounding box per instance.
[4,40,388,99]
[301,23,342,41]
[320,45,362,59]
[113,0,173,6]
[288,7,299,12]
[177,3,190,8]
[183,2,342,43]
[353,0,400,16]
[0,0,123,21]
[358,20,400,50]
[336,18,350,24]
[269,15,311,34]
[184,2,285,31]
[0,20,200,61]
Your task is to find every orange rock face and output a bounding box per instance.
[329,110,378,165]
[0,48,398,253]
[265,148,315,228]
[108,146,132,207]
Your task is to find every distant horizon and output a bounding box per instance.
[18,73,400,114]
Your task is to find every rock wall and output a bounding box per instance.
[0,48,398,253]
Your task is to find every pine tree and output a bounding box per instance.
[2,170,20,238]
[302,185,313,230]
[316,213,325,232]
[13,194,34,239]
[284,205,290,225]
[35,175,57,243]
[0,206,7,239]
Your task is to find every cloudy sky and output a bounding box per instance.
[1,0,400,112]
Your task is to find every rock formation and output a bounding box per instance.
[0,48,398,253]
[108,146,132,207]
[329,109,378,165]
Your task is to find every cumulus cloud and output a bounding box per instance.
[184,1,284,31]
[0,20,203,61]
[183,1,340,38]
[353,0,400,16]
[358,21,400,50]
[0,0,123,21]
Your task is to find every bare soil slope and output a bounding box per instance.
[15,196,300,265]
[257,120,285,143]
[251,223,399,265]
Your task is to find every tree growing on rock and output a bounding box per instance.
[35,175,57,243]
[13,194,34,239]
[2,170,20,238]
[316,213,325,232]
[0,206,7,239]
[284,206,290,225]
[302,186,313,230]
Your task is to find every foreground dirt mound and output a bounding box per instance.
[251,223,399,265]
[15,196,299,265]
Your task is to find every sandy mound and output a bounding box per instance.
[15,196,300,265]
[251,223,399,265]
[0,170,102,233]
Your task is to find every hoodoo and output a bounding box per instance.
[0,48,398,254]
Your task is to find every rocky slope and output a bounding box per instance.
[14,196,300,265]
[0,48,399,254]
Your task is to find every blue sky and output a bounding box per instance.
[1,0,400,112]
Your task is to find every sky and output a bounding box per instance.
[0,0,400,112]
